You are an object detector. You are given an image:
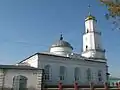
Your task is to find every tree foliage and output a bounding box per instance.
[100,0,120,30]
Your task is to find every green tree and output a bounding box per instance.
[100,0,120,30]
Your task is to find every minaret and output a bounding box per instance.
[81,7,106,60]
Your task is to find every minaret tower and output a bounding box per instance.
[81,5,106,60]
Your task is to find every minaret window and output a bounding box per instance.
[86,45,88,50]
[87,29,89,33]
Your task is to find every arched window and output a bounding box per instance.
[86,45,88,50]
[87,68,91,81]
[98,70,102,82]
[59,66,66,80]
[74,67,80,81]
[44,65,51,81]
[87,29,89,33]
[12,75,27,90]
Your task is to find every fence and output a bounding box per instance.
[44,82,120,90]
[1,82,120,90]
[0,88,38,90]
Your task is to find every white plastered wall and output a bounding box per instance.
[38,54,107,85]
[21,54,38,68]
[1,69,42,90]
[50,47,72,55]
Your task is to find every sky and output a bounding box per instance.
[0,0,119,77]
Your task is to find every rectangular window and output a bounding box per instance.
[75,77,79,81]
[59,66,66,81]
[98,70,102,82]
[87,68,92,81]
[44,73,52,81]
[60,75,64,80]
[44,74,49,80]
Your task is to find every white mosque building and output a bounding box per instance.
[0,14,108,90]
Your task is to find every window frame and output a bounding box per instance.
[12,75,27,90]
[59,66,66,81]
[98,70,103,82]
[74,67,80,81]
[86,68,92,81]
[44,65,51,81]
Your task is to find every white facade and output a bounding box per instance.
[19,54,38,68]
[39,53,107,85]
[20,52,107,85]
[0,66,43,90]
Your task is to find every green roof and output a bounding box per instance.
[109,76,120,80]
[85,15,97,22]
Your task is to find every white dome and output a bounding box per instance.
[50,34,73,55]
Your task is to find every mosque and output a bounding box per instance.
[0,13,108,90]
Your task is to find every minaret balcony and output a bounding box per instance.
[83,31,101,35]
[82,48,105,53]
[96,48,105,52]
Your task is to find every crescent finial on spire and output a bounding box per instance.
[88,4,91,16]
[60,34,63,40]
[85,4,97,22]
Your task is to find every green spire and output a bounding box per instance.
[85,15,97,21]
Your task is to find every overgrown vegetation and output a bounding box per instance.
[100,0,120,30]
